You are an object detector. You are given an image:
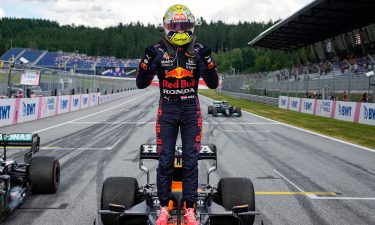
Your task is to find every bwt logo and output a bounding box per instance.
[22,103,36,117]
[363,106,375,120]
[0,105,11,120]
[280,99,287,106]
[83,97,88,105]
[73,98,79,107]
[291,100,298,108]
[47,98,55,110]
[338,104,352,117]
[60,99,68,109]
[304,102,312,111]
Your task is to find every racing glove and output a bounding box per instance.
[136,46,158,89]
[197,45,219,89]
[198,46,216,70]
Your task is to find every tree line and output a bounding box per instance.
[0,17,312,73]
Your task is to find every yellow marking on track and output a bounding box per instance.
[255,192,337,196]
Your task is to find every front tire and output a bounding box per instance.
[100,177,140,225]
[28,156,60,194]
[217,178,255,225]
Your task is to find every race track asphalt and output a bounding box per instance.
[1,88,375,225]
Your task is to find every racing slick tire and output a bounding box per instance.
[217,178,255,225]
[28,156,60,194]
[208,106,214,114]
[101,177,145,225]
[213,108,218,117]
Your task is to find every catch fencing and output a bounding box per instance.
[221,73,374,101]
[0,61,136,97]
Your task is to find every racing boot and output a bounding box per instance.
[156,206,170,225]
[184,208,198,225]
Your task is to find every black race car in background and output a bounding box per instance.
[97,144,260,225]
[208,101,242,117]
[0,133,60,221]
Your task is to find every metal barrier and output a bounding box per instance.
[218,90,278,106]
[0,61,136,97]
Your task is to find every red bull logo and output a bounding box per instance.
[165,67,193,79]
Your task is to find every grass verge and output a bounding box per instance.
[199,89,375,149]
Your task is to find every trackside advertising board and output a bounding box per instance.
[70,95,81,111]
[278,96,288,109]
[358,103,375,126]
[81,94,89,109]
[0,90,138,127]
[278,96,374,126]
[58,95,70,114]
[18,98,39,123]
[20,71,41,86]
[90,93,98,106]
[300,98,315,115]
[41,96,57,118]
[0,99,16,127]
[316,100,334,118]
[289,97,300,112]
[334,101,357,122]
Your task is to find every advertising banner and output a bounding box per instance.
[316,100,334,118]
[81,94,89,109]
[58,95,70,114]
[70,95,81,111]
[89,93,98,107]
[278,96,289,109]
[18,98,39,123]
[20,71,41,86]
[334,101,357,122]
[289,97,301,112]
[0,99,16,127]
[40,96,57,118]
[300,98,315,115]
[358,103,375,126]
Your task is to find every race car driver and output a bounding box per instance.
[136,4,219,225]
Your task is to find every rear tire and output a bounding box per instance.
[217,178,255,225]
[28,156,60,194]
[208,106,214,114]
[101,177,142,225]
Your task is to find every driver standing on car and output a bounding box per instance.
[136,4,218,225]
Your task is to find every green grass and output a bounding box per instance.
[200,89,375,149]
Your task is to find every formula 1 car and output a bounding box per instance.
[0,133,60,221]
[98,144,259,225]
[208,101,242,117]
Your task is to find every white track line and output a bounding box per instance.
[199,94,375,153]
[273,169,305,193]
[206,129,271,133]
[70,121,155,124]
[70,121,278,125]
[41,147,112,150]
[33,91,152,134]
[309,196,375,200]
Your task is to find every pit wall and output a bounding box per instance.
[278,96,375,126]
[0,89,140,127]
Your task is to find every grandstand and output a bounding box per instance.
[0,48,140,77]
[239,0,375,100]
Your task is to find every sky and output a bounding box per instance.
[0,0,314,28]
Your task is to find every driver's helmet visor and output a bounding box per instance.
[165,20,194,32]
